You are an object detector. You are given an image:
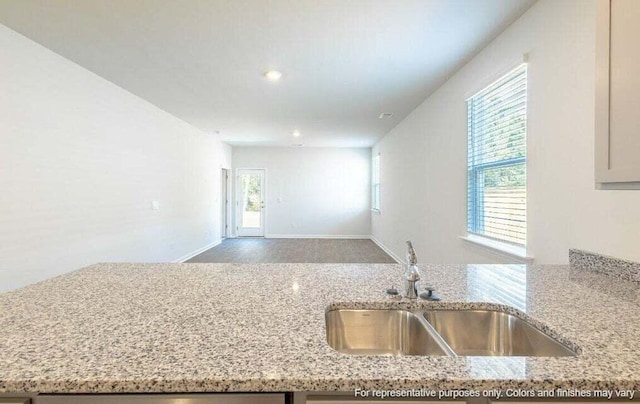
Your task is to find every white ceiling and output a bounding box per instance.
[0,0,536,147]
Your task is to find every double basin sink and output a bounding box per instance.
[325,308,577,357]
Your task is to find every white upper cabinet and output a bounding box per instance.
[595,0,640,188]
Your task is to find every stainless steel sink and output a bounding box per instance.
[423,309,577,357]
[325,309,450,356]
[325,308,576,357]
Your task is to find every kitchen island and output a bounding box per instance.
[0,261,639,397]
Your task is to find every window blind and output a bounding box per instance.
[467,64,527,246]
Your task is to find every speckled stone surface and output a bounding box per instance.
[1,262,639,393]
[570,249,640,283]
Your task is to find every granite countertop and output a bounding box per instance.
[0,262,639,393]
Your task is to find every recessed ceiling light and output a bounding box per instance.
[292,130,301,137]
[264,70,282,81]
[379,112,394,119]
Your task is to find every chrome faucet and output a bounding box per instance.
[404,241,421,299]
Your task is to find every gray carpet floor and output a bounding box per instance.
[187,238,397,264]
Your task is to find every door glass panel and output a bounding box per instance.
[241,173,261,228]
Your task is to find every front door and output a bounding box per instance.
[237,169,265,237]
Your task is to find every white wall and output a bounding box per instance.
[232,147,371,238]
[372,0,640,265]
[0,24,232,292]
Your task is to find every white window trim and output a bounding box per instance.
[460,55,533,262]
[460,234,533,262]
[464,53,529,99]
[372,154,381,212]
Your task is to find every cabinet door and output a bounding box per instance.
[489,402,612,404]
[307,400,458,404]
[595,0,640,188]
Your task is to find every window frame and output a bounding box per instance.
[372,154,380,212]
[466,63,528,249]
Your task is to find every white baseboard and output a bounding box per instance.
[265,234,371,239]
[173,239,222,263]
[370,236,403,264]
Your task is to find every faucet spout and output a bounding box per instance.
[404,241,421,299]
[406,241,417,265]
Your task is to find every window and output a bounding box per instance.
[467,64,527,246]
[372,154,380,211]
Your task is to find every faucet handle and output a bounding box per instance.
[419,286,441,301]
[386,286,402,300]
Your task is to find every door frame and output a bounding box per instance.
[235,168,267,237]
[221,168,231,239]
